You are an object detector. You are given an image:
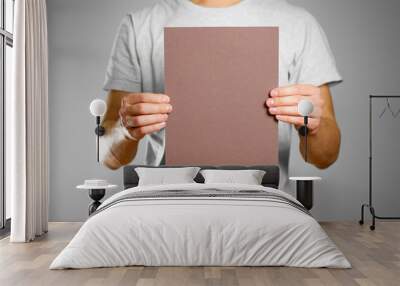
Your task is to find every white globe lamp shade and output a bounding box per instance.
[298,99,314,117]
[90,99,107,117]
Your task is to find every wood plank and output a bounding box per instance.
[0,222,399,286]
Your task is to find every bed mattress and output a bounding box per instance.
[50,183,350,269]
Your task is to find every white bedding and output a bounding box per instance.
[50,183,350,269]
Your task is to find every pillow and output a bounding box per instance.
[200,169,266,185]
[135,167,201,186]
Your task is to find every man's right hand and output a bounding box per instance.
[119,93,172,140]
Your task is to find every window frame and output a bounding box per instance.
[0,0,13,233]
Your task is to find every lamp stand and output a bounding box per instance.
[298,116,309,162]
[94,116,105,162]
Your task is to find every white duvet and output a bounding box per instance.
[50,183,350,269]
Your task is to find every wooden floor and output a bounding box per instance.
[0,222,399,286]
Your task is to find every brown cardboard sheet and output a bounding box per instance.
[164,27,278,165]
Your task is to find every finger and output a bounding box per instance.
[123,93,170,105]
[266,95,302,107]
[306,118,320,134]
[270,85,319,97]
[125,114,168,128]
[269,106,300,116]
[276,115,319,131]
[129,122,166,139]
[126,103,173,115]
[275,115,304,126]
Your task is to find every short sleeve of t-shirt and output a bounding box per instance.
[103,14,142,92]
[290,11,342,87]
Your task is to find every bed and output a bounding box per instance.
[50,165,350,269]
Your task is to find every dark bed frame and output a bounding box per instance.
[123,165,315,211]
[123,165,280,189]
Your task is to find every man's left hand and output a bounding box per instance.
[266,84,324,135]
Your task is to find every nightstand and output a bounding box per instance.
[289,177,322,210]
[77,180,117,215]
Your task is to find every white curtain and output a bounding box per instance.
[9,0,49,242]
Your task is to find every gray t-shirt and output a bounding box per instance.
[103,0,342,188]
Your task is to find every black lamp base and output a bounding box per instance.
[298,125,309,136]
[88,189,105,215]
[95,125,105,136]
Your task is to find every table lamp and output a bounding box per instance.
[89,99,107,162]
[291,99,320,211]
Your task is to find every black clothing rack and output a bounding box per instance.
[360,95,400,230]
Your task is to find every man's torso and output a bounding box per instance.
[129,0,317,188]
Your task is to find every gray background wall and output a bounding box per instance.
[47,0,400,222]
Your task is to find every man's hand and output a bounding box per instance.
[100,90,172,170]
[119,93,172,140]
[266,84,341,168]
[266,84,323,134]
